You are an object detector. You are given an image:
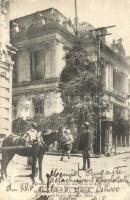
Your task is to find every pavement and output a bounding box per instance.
[0,152,130,200]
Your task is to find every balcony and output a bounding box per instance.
[112,89,127,101]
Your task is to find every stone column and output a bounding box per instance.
[45,43,51,79]
[110,65,113,91]
[55,41,65,77]
[50,41,56,77]
[104,122,113,155]
[45,40,63,79]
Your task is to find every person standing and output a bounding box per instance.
[25,122,44,147]
[79,122,92,170]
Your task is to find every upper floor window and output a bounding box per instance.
[30,50,45,81]
[113,71,124,92]
[12,101,18,119]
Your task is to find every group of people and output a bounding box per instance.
[24,120,92,170]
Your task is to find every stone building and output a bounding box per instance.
[11,8,74,120]
[74,26,130,153]
[0,0,15,136]
[99,38,130,153]
[11,8,130,154]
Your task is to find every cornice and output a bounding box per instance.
[84,39,130,70]
[12,79,59,95]
[13,77,59,87]
[13,86,57,96]
[11,23,74,46]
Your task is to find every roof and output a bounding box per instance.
[11,7,67,22]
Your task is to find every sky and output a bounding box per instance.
[10,0,130,55]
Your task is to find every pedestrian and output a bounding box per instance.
[64,127,74,144]
[79,122,92,170]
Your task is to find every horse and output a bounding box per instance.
[1,131,60,183]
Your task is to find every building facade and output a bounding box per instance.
[11,8,130,154]
[0,0,15,136]
[11,8,74,120]
[98,38,130,154]
[75,29,130,153]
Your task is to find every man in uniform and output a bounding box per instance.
[79,122,92,170]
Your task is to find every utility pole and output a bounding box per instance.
[74,0,78,37]
[96,36,103,156]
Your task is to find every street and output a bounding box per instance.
[0,153,130,200]
[6,153,130,181]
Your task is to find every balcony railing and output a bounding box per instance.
[112,89,127,99]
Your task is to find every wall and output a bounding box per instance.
[14,39,65,82]
[0,0,15,135]
[13,91,63,120]
[15,49,30,83]
[55,41,65,77]
[44,91,63,116]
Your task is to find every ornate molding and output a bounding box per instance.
[11,21,25,36]
[0,43,9,62]
[30,9,60,30]
[31,12,46,28]
[45,9,60,24]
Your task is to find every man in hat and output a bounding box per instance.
[79,122,92,170]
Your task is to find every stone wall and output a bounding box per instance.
[0,0,15,135]
[13,91,63,120]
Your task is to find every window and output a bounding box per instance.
[13,63,18,84]
[12,101,18,119]
[30,51,45,81]
[113,71,124,92]
[34,99,44,115]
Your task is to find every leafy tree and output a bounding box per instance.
[59,36,105,132]
[32,113,71,132]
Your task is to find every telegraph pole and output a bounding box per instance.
[96,36,102,156]
[74,0,78,36]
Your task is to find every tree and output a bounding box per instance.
[59,36,105,132]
